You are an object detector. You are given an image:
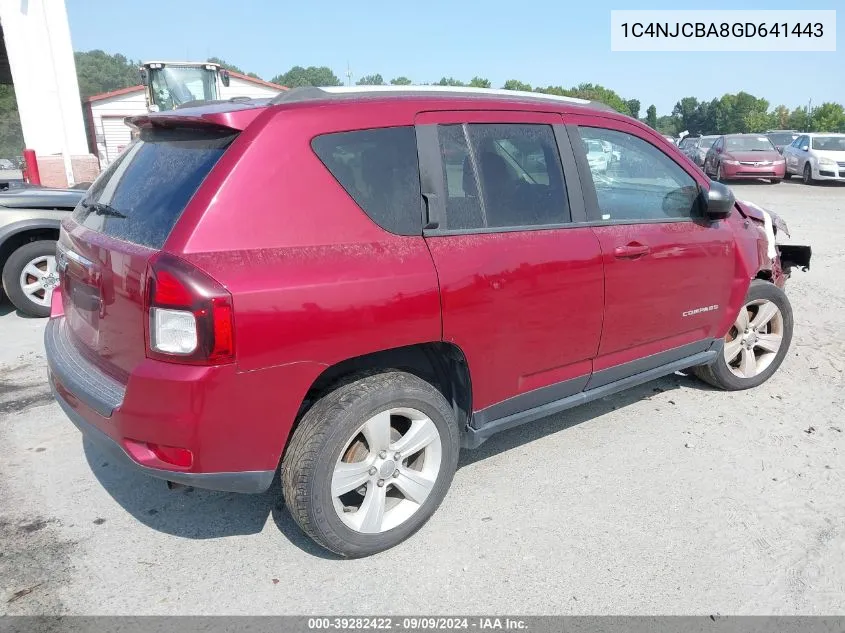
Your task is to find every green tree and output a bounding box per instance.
[435,77,466,86]
[655,115,676,135]
[469,77,491,88]
[390,76,413,85]
[810,102,845,132]
[672,97,701,134]
[74,50,139,99]
[0,84,24,159]
[207,56,261,79]
[646,104,658,129]
[270,66,342,87]
[788,107,809,132]
[625,99,641,120]
[502,79,532,91]
[772,105,790,129]
[356,73,385,85]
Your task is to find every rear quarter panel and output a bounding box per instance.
[163,102,443,455]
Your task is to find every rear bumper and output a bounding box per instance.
[45,317,279,493]
[49,376,275,493]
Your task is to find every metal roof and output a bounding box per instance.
[268,85,616,112]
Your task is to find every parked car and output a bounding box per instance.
[703,134,786,183]
[678,136,698,153]
[585,138,609,172]
[782,133,845,184]
[1,185,85,316]
[765,130,799,154]
[45,86,811,558]
[685,135,719,166]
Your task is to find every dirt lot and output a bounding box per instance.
[1,180,843,615]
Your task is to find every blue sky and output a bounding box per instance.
[66,0,842,115]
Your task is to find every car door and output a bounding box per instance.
[565,115,736,386]
[704,136,722,174]
[416,110,604,420]
[788,135,806,172]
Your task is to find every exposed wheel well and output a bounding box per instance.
[298,342,472,434]
[0,228,59,272]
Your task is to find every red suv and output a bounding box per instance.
[46,87,811,557]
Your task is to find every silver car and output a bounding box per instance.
[783,133,845,184]
[685,135,720,167]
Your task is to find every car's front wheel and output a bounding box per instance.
[282,371,460,558]
[2,240,59,318]
[694,280,793,391]
[803,162,815,185]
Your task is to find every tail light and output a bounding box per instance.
[144,253,235,365]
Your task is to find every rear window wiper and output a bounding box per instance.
[81,200,127,218]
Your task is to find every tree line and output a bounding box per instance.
[1,50,843,160]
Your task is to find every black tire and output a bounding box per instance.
[693,280,793,391]
[803,162,814,185]
[769,179,781,184]
[282,371,460,558]
[1,240,57,318]
[782,170,790,180]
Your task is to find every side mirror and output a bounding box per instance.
[801,145,809,151]
[704,181,734,220]
[221,70,230,87]
[715,147,722,153]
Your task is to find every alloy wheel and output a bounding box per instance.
[723,298,784,379]
[18,255,58,307]
[331,407,442,534]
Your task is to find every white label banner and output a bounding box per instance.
[611,10,836,52]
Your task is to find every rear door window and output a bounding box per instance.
[435,123,570,231]
[311,126,423,236]
[74,126,236,249]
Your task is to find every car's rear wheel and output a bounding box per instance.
[769,178,781,184]
[282,371,460,558]
[1,240,59,318]
[693,280,793,391]
[803,162,814,185]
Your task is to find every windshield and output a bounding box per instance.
[725,136,775,152]
[148,66,218,110]
[698,136,718,148]
[812,136,845,151]
[768,133,798,146]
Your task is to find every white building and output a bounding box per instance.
[84,71,288,167]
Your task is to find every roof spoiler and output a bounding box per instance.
[127,99,270,132]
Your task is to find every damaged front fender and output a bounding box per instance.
[734,199,811,284]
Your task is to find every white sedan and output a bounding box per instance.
[783,133,845,184]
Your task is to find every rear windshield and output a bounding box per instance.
[73,127,236,249]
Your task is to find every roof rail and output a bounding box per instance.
[268,85,616,112]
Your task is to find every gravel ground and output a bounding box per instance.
[1,180,843,615]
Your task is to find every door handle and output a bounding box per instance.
[614,242,650,259]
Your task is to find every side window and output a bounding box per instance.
[713,137,723,151]
[436,123,570,230]
[578,127,700,222]
[311,126,422,236]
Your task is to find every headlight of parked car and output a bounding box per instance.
[722,159,740,165]
[818,157,836,167]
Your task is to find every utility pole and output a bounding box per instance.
[346,62,353,86]
[806,98,813,132]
